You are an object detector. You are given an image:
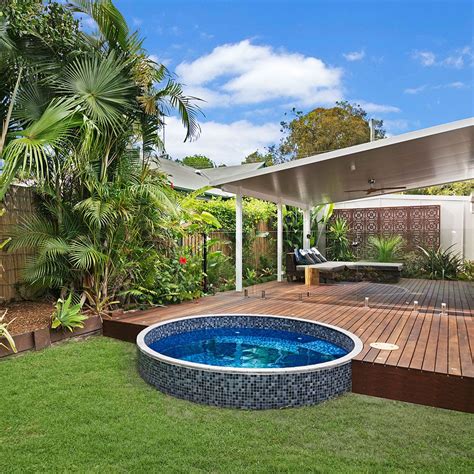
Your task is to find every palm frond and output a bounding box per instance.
[56,51,135,128]
[22,255,71,288]
[69,0,129,50]
[8,214,58,251]
[0,97,79,198]
[69,237,107,270]
[156,80,202,141]
[11,81,54,125]
[75,197,116,229]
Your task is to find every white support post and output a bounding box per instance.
[235,192,243,292]
[277,202,283,282]
[303,208,311,249]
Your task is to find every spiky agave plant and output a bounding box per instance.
[368,235,404,262]
[417,245,462,280]
[0,310,17,353]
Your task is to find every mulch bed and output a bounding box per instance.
[1,301,55,336]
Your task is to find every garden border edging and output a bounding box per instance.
[0,315,102,358]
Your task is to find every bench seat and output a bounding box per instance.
[296,261,403,272]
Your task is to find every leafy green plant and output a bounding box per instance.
[401,251,425,278]
[0,309,17,353]
[311,203,334,247]
[51,294,86,331]
[245,268,257,285]
[283,206,303,251]
[368,235,404,262]
[459,260,474,281]
[206,249,234,292]
[417,245,462,280]
[327,217,354,261]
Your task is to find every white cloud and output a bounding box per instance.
[200,31,214,40]
[132,17,143,27]
[383,119,411,135]
[163,116,281,166]
[343,50,365,61]
[355,101,401,113]
[442,46,473,68]
[404,81,467,94]
[404,85,427,95]
[446,81,466,89]
[412,46,473,68]
[433,81,467,90]
[148,54,171,67]
[175,40,343,108]
[412,50,436,66]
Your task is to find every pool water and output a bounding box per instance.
[149,327,348,369]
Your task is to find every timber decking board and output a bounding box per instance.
[103,278,474,411]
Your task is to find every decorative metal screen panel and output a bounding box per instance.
[331,205,440,257]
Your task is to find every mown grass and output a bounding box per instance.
[1,336,472,473]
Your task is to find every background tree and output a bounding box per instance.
[180,154,215,169]
[278,101,385,160]
[242,150,274,166]
[408,180,473,196]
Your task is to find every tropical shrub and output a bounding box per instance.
[0,309,17,353]
[459,260,474,281]
[51,294,86,331]
[417,245,462,280]
[283,206,303,251]
[206,250,234,292]
[368,235,404,262]
[327,218,354,261]
[244,268,257,285]
[1,1,204,314]
[401,251,425,278]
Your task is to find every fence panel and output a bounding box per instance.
[330,205,440,259]
[0,186,36,302]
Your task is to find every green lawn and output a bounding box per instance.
[1,337,472,473]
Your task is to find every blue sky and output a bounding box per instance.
[111,0,473,165]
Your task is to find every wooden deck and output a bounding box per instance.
[103,279,474,412]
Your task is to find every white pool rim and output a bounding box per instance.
[136,314,363,375]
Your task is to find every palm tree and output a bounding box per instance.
[0,0,201,197]
[1,0,203,313]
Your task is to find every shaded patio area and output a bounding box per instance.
[104,278,473,412]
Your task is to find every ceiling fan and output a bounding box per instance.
[344,178,407,195]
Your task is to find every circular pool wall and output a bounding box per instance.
[137,314,362,409]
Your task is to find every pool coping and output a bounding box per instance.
[136,314,363,374]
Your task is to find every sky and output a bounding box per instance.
[110,0,472,165]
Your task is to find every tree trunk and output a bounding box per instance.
[0,66,23,157]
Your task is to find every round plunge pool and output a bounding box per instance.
[137,314,362,409]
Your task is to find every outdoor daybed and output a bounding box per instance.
[286,251,403,285]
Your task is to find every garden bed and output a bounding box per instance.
[0,301,101,358]
[1,301,54,335]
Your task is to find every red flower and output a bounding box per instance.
[179,256,187,265]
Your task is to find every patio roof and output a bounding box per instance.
[151,158,264,198]
[210,118,474,208]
